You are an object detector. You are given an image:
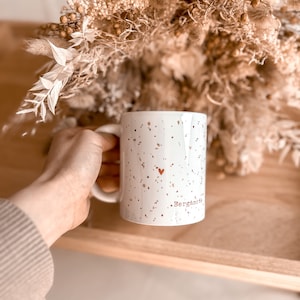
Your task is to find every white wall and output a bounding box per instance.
[0,0,66,22]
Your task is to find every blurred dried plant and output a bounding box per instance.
[8,0,300,175]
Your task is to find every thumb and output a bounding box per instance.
[96,132,118,152]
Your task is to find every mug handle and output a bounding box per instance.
[91,124,121,203]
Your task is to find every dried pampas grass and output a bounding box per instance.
[7,0,300,175]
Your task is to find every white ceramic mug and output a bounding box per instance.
[92,111,207,226]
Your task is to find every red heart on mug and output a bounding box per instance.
[158,168,165,175]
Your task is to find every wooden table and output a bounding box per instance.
[0,23,299,291]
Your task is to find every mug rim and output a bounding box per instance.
[122,110,206,118]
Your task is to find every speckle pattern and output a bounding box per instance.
[120,111,207,226]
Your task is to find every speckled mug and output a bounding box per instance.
[92,111,207,226]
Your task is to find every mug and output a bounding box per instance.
[92,111,207,226]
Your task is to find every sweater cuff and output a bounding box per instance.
[0,199,54,300]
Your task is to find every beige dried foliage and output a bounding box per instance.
[25,37,69,57]
[8,0,300,175]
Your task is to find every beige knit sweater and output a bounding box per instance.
[0,199,54,300]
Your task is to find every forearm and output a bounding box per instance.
[9,174,89,247]
[0,199,54,300]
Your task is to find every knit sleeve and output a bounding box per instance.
[0,199,54,300]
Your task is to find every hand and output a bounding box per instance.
[9,128,118,246]
[97,140,120,193]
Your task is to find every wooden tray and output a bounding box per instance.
[0,23,299,291]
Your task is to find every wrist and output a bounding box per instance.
[9,178,70,247]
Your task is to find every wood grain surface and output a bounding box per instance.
[0,23,299,291]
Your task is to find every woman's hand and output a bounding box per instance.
[9,128,119,246]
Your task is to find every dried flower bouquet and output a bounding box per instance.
[9,0,300,175]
